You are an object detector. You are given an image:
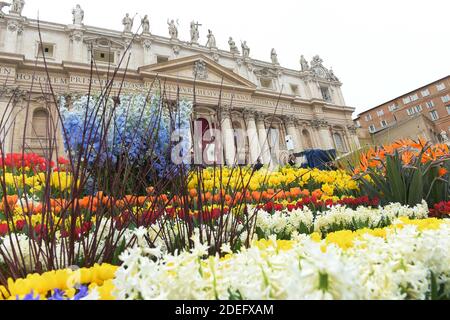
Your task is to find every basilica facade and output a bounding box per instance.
[0,2,359,165]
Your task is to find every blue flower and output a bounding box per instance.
[59,94,193,177]
[18,291,40,300]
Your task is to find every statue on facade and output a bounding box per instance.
[206,29,217,49]
[141,15,150,34]
[241,41,250,58]
[0,2,10,17]
[300,55,309,71]
[190,20,201,43]
[122,13,134,33]
[271,48,279,65]
[228,37,239,53]
[167,19,179,40]
[10,0,25,15]
[311,55,324,68]
[328,68,339,82]
[72,4,84,25]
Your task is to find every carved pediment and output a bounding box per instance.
[253,67,279,78]
[83,36,127,49]
[138,54,256,89]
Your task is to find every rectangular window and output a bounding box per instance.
[260,78,274,89]
[403,94,419,104]
[290,84,299,95]
[446,105,450,115]
[410,94,419,102]
[364,114,372,121]
[157,56,169,64]
[388,104,399,112]
[429,110,439,121]
[93,50,115,64]
[368,125,376,133]
[442,95,450,103]
[437,83,446,91]
[320,86,332,102]
[421,89,430,97]
[37,43,55,58]
[407,106,422,116]
[380,120,388,128]
[355,120,361,128]
[377,110,385,117]
[426,100,435,109]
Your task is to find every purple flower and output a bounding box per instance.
[19,291,40,300]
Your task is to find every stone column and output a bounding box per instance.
[256,113,271,164]
[284,117,302,154]
[220,106,236,166]
[312,120,334,150]
[70,30,84,62]
[244,110,261,164]
[4,20,22,53]
[346,125,361,151]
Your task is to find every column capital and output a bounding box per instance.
[256,112,267,123]
[142,39,152,50]
[347,124,358,135]
[70,30,84,43]
[311,119,329,129]
[243,110,257,121]
[283,115,297,128]
[220,105,232,120]
[6,20,23,34]
[295,118,310,127]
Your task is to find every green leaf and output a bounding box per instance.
[385,154,406,203]
[407,168,423,206]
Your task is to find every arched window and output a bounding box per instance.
[302,130,313,150]
[193,117,211,153]
[333,132,346,153]
[32,109,49,138]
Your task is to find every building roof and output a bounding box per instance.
[357,74,450,117]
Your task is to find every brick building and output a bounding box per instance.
[355,75,450,144]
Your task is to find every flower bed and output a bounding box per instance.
[1,140,450,301]
[3,217,448,300]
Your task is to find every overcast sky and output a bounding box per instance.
[21,0,450,116]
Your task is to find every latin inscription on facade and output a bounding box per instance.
[1,65,304,111]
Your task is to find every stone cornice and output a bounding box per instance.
[0,52,351,114]
[2,15,340,83]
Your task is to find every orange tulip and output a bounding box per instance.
[290,188,301,198]
[251,191,261,201]
[204,192,212,202]
[189,189,198,198]
[301,189,310,197]
[312,189,323,199]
